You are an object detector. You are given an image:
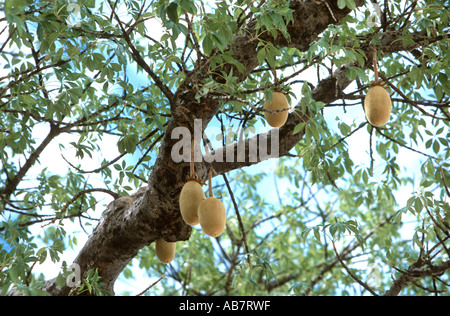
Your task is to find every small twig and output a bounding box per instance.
[0,0,53,23]
[421,196,450,239]
[321,0,338,23]
[378,72,448,121]
[132,133,165,175]
[184,13,204,63]
[410,279,448,294]
[270,67,279,89]
[439,166,450,198]
[111,7,174,104]
[331,239,379,296]
[135,274,166,296]
[330,122,368,149]
[369,124,374,173]
[61,152,126,174]
[237,0,266,28]
[126,0,147,36]
[25,261,37,286]
[223,174,252,269]
[242,53,326,96]
[51,188,120,227]
[375,128,440,161]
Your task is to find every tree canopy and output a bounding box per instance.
[0,0,449,296]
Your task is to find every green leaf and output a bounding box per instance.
[412,231,423,249]
[257,48,267,65]
[55,273,67,289]
[414,198,423,213]
[113,164,122,171]
[329,224,338,237]
[202,34,214,55]
[313,226,321,242]
[118,134,139,155]
[346,0,356,10]
[167,3,179,24]
[293,123,305,135]
[212,33,228,52]
[337,0,347,9]
[9,265,20,283]
[433,141,440,154]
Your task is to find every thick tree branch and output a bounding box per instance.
[384,260,450,296]
[0,124,61,199]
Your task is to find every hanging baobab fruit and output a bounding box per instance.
[179,139,205,226]
[364,49,392,127]
[198,169,226,238]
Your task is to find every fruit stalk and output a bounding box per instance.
[208,168,214,198]
[190,139,194,177]
[271,67,279,89]
[372,48,379,85]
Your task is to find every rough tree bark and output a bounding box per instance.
[384,260,450,296]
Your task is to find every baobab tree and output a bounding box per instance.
[0,0,449,296]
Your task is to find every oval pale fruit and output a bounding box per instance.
[264,92,290,128]
[198,197,226,237]
[364,85,392,127]
[179,180,205,226]
[155,239,176,264]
